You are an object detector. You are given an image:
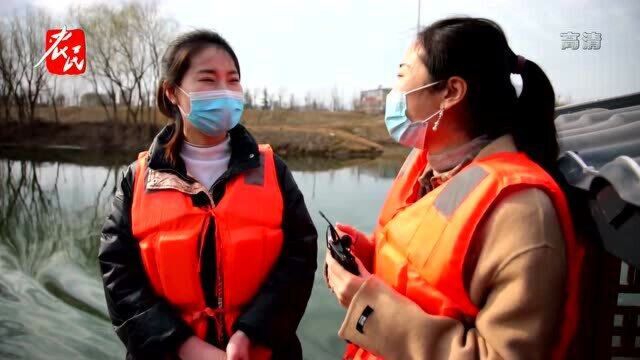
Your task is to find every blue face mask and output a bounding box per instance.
[384,81,443,149]
[177,86,244,137]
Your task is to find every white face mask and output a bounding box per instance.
[384,81,443,149]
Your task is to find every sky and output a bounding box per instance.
[5,0,640,106]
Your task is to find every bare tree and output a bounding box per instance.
[289,93,296,111]
[304,91,312,111]
[133,2,176,125]
[75,1,173,126]
[0,26,16,122]
[49,77,60,123]
[244,89,253,109]
[111,3,152,125]
[276,87,286,110]
[330,86,342,112]
[17,8,50,123]
[0,74,10,122]
[261,87,270,110]
[0,7,51,123]
[75,4,120,122]
[252,88,260,109]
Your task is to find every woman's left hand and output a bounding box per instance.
[226,330,250,360]
[325,251,371,308]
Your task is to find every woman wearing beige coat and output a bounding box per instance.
[325,17,581,360]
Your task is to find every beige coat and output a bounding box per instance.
[338,135,567,360]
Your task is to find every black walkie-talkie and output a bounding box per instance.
[319,211,359,275]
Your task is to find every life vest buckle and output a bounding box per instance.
[190,306,224,322]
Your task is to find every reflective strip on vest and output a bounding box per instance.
[351,151,583,360]
[434,165,489,218]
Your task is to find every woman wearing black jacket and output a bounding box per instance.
[98,30,317,360]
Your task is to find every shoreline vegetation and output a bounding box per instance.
[0,2,407,169]
[1,107,409,167]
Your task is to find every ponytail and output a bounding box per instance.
[418,17,560,175]
[512,57,559,174]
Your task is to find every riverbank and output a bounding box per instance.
[0,107,394,160]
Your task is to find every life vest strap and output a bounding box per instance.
[186,306,224,323]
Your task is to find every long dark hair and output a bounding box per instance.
[156,29,241,165]
[418,17,558,173]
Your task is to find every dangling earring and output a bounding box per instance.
[433,106,445,131]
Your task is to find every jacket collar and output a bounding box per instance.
[418,135,518,196]
[147,123,261,182]
[475,134,517,160]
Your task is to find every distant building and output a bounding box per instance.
[80,92,114,107]
[360,86,391,114]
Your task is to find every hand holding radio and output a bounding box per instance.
[319,211,359,275]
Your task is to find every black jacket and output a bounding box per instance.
[98,124,317,359]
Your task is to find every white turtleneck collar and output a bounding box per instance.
[180,136,231,190]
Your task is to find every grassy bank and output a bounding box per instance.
[1,106,395,159]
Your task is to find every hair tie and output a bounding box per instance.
[512,55,526,74]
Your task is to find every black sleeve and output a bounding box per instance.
[234,155,318,348]
[98,162,193,358]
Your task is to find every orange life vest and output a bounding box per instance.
[345,149,584,360]
[131,144,283,359]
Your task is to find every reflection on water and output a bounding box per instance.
[0,150,403,360]
[0,160,125,359]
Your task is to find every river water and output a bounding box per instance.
[0,149,405,360]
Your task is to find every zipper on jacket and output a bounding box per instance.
[212,208,227,346]
[157,158,255,346]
